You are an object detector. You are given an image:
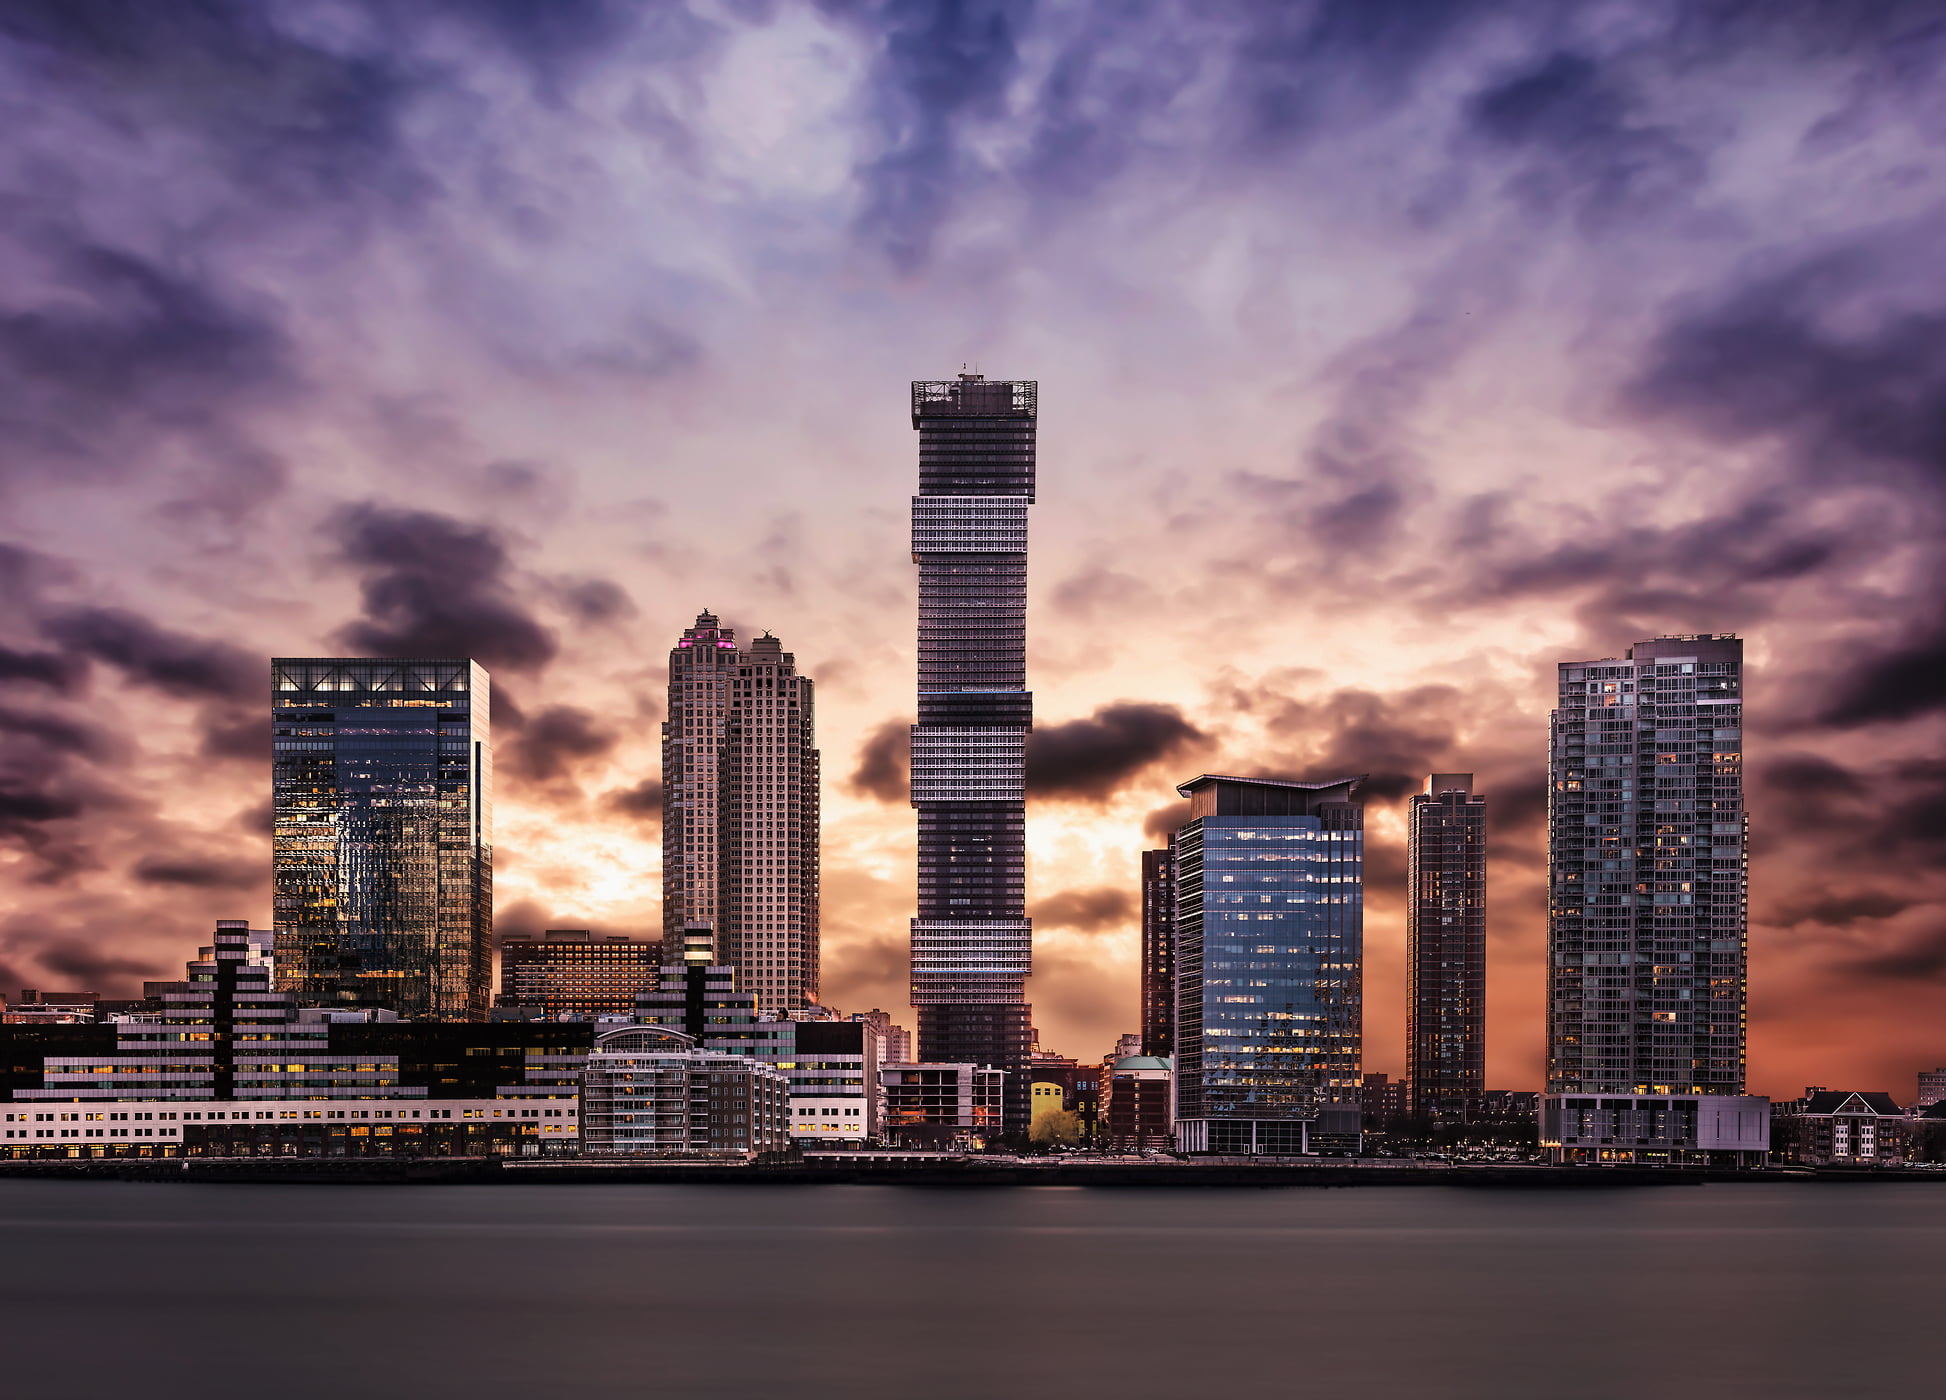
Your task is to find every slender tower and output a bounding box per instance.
[908,373,1036,1133]
[1405,774,1486,1117]
[1140,846,1176,1057]
[1547,635,1746,1095]
[663,612,739,946]
[719,632,821,1010]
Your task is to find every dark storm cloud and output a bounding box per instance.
[1844,925,1946,983]
[131,855,260,891]
[34,939,162,984]
[1466,50,1706,221]
[0,646,83,692]
[1030,885,1133,933]
[848,717,911,803]
[603,777,663,821]
[329,503,559,672]
[1820,625,1946,729]
[502,704,617,784]
[1255,685,1464,803]
[1027,702,1206,803]
[39,607,256,700]
[1143,799,1190,842]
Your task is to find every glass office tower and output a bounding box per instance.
[908,373,1036,1132]
[1547,635,1746,1094]
[271,658,492,1021]
[1171,774,1365,1154]
[1405,773,1486,1117]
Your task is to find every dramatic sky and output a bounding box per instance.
[2,0,1944,1097]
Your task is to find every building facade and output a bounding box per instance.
[1541,1092,1769,1166]
[272,658,492,1020]
[579,1025,790,1157]
[1917,1068,1946,1109]
[719,632,821,1010]
[908,373,1037,1132]
[1774,1090,1906,1166]
[1406,773,1486,1117]
[663,612,739,944]
[1141,846,1176,1057]
[881,1063,1005,1149]
[497,931,660,1018]
[1171,774,1366,1155]
[1547,635,1746,1095]
[1102,1055,1173,1152]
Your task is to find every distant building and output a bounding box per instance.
[849,1009,913,1068]
[580,1025,789,1157]
[272,658,493,1020]
[1774,1090,1907,1166]
[1170,773,1366,1156]
[1141,847,1176,1056]
[1112,1032,1141,1061]
[1103,1056,1173,1152]
[881,1063,1004,1149]
[497,931,660,1018]
[3,991,99,1024]
[1360,1072,1407,1129]
[663,612,739,945]
[1917,1067,1946,1109]
[1547,636,1746,1095]
[1541,1093,1769,1166]
[1406,773,1485,1117]
[1476,1090,1540,1122]
[3,1098,575,1158]
[789,1021,879,1145]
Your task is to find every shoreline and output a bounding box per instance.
[1,1158,1940,1188]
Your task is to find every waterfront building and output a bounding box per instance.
[1141,847,1176,1057]
[1540,1092,1769,1167]
[1773,1090,1906,1166]
[1406,774,1486,1118]
[497,930,660,1018]
[663,612,739,944]
[2,991,100,1024]
[849,1008,913,1068]
[1360,1071,1407,1129]
[580,1025,790,1157]
[908,373,1038,1133]
[1170,773,1366,1156]
[789,1020,879,1145]
[1102,1056,1173,1152]
[881,1063,1005,1149]
[1918,1067,1946,1108]
[272,658,492,1020]
[719,632,821,1011]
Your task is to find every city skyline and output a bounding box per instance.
[2,5,1945,1095]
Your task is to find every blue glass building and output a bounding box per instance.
[1171,774,1365,1154]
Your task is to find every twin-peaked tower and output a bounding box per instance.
[662,613,821,1011]
[908,374,1036,1131]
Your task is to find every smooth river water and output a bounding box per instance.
[0,1179,1939,1399]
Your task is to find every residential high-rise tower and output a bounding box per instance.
[663,612,739,945]
[719,632,821,1010]
[1405,773,1486,1117]
[1140,846,1176,1057]
[1546,635,1746,1094]
[908,373,1036,1132]
[271,658,492,1020]
[1171,773,1365,1154]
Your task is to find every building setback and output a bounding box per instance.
[1405,773,1486,1117]
[663,612,739,945]
[272,658,492,1020]
[1171,774,1366,1155]
[1547,635,1747,1095]
[1141,847,1176,1058]
[719,632,821,1010]
[907,373,1038,1132]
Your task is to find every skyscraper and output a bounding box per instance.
[1547,635,1746,1095]
[663,612,739,944]
[271,658,491,1020]
[1140,846,1176,1057]
[1405,773,1486,1117]
[719,632,821,1010]
[1170,774,1365,1154]
[908,373,1036,1132]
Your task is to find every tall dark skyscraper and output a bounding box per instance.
[1171,774,1365,1154]
[1547,635,1747,1094]
[1140,846,1176,1057]
[1405,773,1486,1117]
[271,658,492,1020]
[719,632,821,1010]
[663,611,739,944]
[908,373,1036,1131]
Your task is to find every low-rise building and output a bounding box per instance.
[497,930,661,1018]
[1916,1068,1946,1110]
[881,1063,1004,1149]
[579,1026,789,1157]
[1102,1055,1173,1152]
[1773,1090,1906,1166]
[788,1020,877,1146]
[1541,1093,1770,1166]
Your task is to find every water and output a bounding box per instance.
[1,1180,1940,1399]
